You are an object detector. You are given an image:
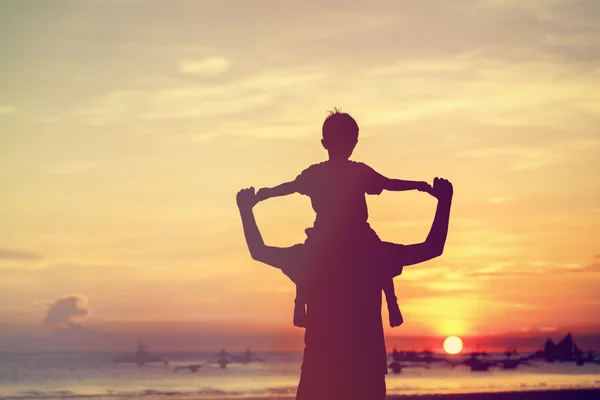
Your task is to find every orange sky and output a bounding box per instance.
[1,0,599,352]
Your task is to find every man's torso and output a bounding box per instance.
[298,239,389,376]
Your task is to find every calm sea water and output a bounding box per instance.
[1,352,599,399]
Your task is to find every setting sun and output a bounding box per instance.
[443,336,463,355]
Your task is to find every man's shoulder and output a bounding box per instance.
[275,242,311,284]
[348,160,369,167]
[307,160,329,171]
[284,243,318,266]
[376,241,406,274]
[288,242,307,252]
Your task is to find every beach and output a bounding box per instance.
[388,389,600,399]
[1,352,599,400]
[4,389,600,400]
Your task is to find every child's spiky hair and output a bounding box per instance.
[322,107,359,141]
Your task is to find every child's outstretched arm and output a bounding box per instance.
[384,179,431,194]
[256,181,298,202]
[364,164,431,195]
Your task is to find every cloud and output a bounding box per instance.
[462,257,600,279]
[425,281,479,293]
[43,296,89,327]
[488,197,512,204]
[75,68,325,126]
[0,249,43,261]
[37,0,598,143]
[539,326,559,332]
[456,138,600,170]
[401,266,449,282]
[397,255,600,287]
[0,106,16,115]
[44,161,96,175]
[586,255,600,271]
[546,33,600,47]
[39,116,61,123]
[177,57,232,77]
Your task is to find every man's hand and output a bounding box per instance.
[236,187,258,209]
[430,178,453,201]
[387,177,453,275]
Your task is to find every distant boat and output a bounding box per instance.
[536,333,586,363]
[388,361,403,374]
[113,343,168,367]
[470,358,492,372]
[217,357,230,369]
[465,348,491,372]
[387,361,430,374]
[232,348,264,364]
[173,364,203,373]
[210,349,233,369]
[497,347,522,369]
[209,349,264,369]
[390,349,447,364]
[499,359,520,370]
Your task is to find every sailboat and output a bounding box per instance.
[112,343,168,367]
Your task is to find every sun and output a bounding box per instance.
[443,336,463,355]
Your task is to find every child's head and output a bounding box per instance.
[321,107,359,160]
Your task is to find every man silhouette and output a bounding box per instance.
[237,177,453,400]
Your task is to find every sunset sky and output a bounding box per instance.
[1,0,599,353]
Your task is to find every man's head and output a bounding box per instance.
[321,108,359,160]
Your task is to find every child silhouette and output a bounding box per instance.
[256,108,431,328]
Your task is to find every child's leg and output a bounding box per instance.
[383,278,403,327]
[293,284,307,328]
[368,227,403,328]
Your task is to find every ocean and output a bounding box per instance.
[1,351,599,399]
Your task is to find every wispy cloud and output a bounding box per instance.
[425,280,479,293]
[488,197,512,204]
[462,258,600,279]
[0,248,43,261]
[539,326,559,332]
[399,255,600,291]
[177,57,232,77]
[456,138,600,170]
[0,106,16,115]
[401,266,449,282]
[44,161,96,175]
[76,68,325,127]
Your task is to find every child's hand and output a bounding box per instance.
[236,187,258,209]
[255,188,270,202]
[417,181,433,193]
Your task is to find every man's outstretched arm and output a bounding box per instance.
[237,187,300,278]
[388,178,453,277]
